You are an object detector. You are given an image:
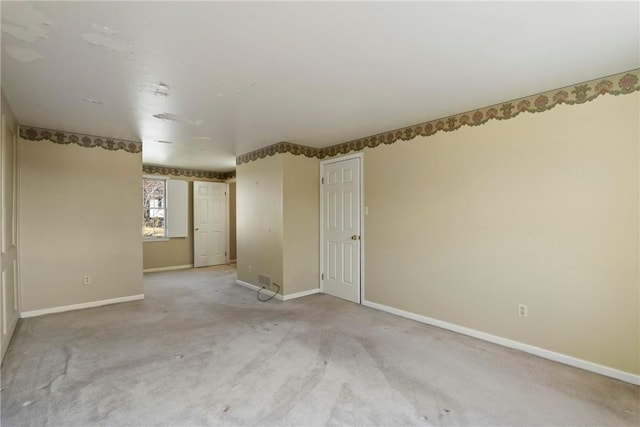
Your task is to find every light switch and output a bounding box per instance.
[364,206,369,215]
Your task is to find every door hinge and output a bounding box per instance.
[321,177,324,184]
[225,251,227,256]
[321,273,324,280]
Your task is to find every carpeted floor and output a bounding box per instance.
[1,265,638,426]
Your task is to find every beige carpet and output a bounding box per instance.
[1,265,638,426]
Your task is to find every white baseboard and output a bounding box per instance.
[21,295,145,318]
[236,281,320,301]
[236,279,262,292]
[143,264,193,273]
[236,280,283,301]
[362,299,640,386]
[282,288,320,301]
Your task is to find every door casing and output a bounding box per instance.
[0,114,19,362]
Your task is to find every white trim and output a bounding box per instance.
[143,174,170,180]
[236,281,319,301]
[143,264,193,273]
[1,115,6,255]
[236,279,261,292]
[20,294,145,318]
[16,123,22,316]
[359,156,365,304]
[362,299,640,386]
[319,153,364,304]
[282,288,320,301]
[226,182,230,264]
[236,280,284,301]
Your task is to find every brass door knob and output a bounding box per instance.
[351,235,359,240]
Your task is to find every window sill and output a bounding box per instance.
[143,238,170,243]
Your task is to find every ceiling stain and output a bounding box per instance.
[81,32,131,54]
[153,113,202,126]
[2,22,47,43]
[5,46,43,63]
[141,82,170,97]
[1,2,53,42]
[90,22,118,36]
[82,98,104,105]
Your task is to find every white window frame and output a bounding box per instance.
[143,175,169,242]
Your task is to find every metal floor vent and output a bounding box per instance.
[258,274,272,287]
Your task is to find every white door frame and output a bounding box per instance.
[226,179,236,263]
[319,153,365,303]
[193,181,227,267]
[225,181,230,264]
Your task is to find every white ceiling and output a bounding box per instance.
[2,1,639,172]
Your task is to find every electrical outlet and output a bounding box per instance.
[83,275,92,285]
[518,304,528,317]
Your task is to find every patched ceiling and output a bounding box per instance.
[1,1,638,172]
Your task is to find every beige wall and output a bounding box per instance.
[237,154,320,296]
[142,175,231,270]
[19,139,143,312]
[364,93,639,375]
[237,155,284,290]
[232,90,639,376]
[144,236,192,270]
[229,181,236,260]
[283,154,319,295]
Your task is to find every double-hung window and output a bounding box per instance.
[143,177,167,239]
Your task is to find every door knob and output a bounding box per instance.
[195,228,199,231]
[351,235,359,240]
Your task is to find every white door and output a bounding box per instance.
[0,114,19,362]
[321,155,362,303]
[193,181,227,267]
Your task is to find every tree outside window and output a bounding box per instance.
[143,177,167,238]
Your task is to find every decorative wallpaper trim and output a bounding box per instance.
[19,126,142,154]
[236,141,322,165]
[236,69,640,165]
[143,165,235,180]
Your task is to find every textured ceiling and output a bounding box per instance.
[2,1,639,171]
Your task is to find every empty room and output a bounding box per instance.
[1,1,639,426]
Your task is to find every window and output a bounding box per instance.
[143,177,167,239]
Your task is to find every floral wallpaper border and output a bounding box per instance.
[236,141,322,165]
[19,126,142,153]
[18,69,640,168]
[236,69,640,165]
[143,165,235,180]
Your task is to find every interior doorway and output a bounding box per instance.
[193,181,227,267]
[320,153,363,303]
